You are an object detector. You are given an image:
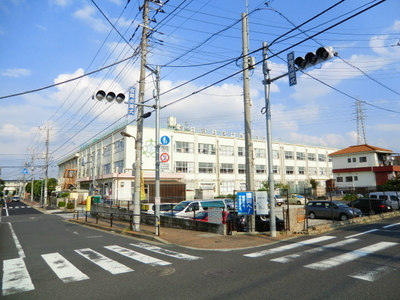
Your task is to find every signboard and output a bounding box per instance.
[128,87,136,116]
[160,136,170,145]
[160,153,170,163]
[287,51,297,86]
[208,207,223,224]
[255,191,269,215]
[22,168,28,174]
[236,191,254,215]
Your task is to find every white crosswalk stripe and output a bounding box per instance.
[42,253,90,282]
[75,248,133,274]
[244,236,336,258]
[104,245,171,266]
[304,242,397,271]
[130,243,202,261]
[270,238,359,264]
[2,258,35,296]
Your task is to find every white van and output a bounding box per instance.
[369,192,400,210]
[164,199,228,218]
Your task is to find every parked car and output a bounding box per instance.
[306,200,362,221]
[163,199,227,218]
[141,203,175,214]
[192,210,230,224]
[224,199,237,210]
[274,195,284,206]
[230,213,285,232]
[347,198,392,215]
[369,192,400,210]
[12,196,20,202]
[288,194,306,205]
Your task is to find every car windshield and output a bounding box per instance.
[172,201,190,212]
[194,211,208,219]
[334,202,349,208]
[275,195,282,199]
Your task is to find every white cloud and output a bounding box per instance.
[50,0,72,7]
[1,68,31,77]
[73,5,109,32]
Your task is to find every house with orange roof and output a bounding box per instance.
[328,144,400,188]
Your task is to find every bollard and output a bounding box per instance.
[110,213,113,227]
[130,215,133,231]
[96,212,99,224]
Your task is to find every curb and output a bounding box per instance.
[68,219,169,244]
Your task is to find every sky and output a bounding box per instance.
[0,0,400,180]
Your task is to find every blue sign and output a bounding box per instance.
[22,168,28,174]
[128,87,136,116]
[236,191,254,215]
[160,136,170,145]
[287,51,297,87]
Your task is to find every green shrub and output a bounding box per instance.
[66,202,74,209]
[342,194,358,201]
[58,201,65,207]
[61,192,70,199]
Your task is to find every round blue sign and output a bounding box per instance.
[160,136,170,145]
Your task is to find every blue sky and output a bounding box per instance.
[0,0,400,180]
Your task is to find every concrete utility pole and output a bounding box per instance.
[43,126,50,207]
[154,65,161,234]
[133,0,150,231]
[242,12,255,232]
[262,42,276,237]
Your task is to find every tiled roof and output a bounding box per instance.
[329,144,392,156]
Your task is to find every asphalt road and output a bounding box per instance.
[1,203,400,299]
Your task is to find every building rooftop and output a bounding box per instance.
[329,144,392,156]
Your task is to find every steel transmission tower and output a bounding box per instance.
[356,99,367,145]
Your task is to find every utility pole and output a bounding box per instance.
[262,42,277,237]
[242,11,255,232]
[133,0,150,231]
[30,148,35,203]
[43,126,50,208]
[154,65,161,235]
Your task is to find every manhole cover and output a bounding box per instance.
[204,268,236,278]
[144,266,175,276]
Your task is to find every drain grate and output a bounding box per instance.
[204,268,236,278]
[144,266,175,276]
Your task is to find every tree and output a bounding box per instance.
[309,179,318,190]
[259,181,289,192]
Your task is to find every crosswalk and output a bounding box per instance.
[2,205,32,209]
[2,242,202,296]
[244,235,399,283]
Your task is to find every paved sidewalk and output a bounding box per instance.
[68,214,291,250]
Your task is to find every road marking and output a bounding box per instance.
[345,229,379,238]
[105,245,171,266]
[42,253,90,283]
[244,236,336,258]
[130,243,203,261]
[271,238,359,263]
[8,222,25,258]
[75,248,133,275]
[383,222,400,228]
[350,265,395,282]
[305,241,397,271]
[2,258,35,296]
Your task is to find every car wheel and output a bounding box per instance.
[340,214,348,221]
[259,215,268,221]
[277,203,282,206]
[308,212,316,219]
[297,201,301,205]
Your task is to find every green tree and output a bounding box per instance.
[259,181,289,191]
[0,178,4,197]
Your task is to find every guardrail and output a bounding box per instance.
[72,210,160,236]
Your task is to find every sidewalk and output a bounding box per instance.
[67,213,291,250]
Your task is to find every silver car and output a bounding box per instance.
[306,200,362,221]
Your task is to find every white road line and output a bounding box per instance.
[305,241,397,271]
[244,236,336,258]
[42,253,90,283]
[8,222,25,258]
[383,222,400,228]
[350,265,396,282]
[130,243,202,261]
[271,238,359,263]
[345,229,379,238]
[2,258,35,296]
[105,245,171,266]
[75,248,133,275]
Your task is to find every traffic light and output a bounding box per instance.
[94,90,125,103]
[294,46,337,70]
